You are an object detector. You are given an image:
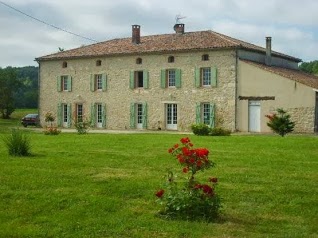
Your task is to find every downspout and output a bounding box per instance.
[234,48,239,132]
[36,60,41,127]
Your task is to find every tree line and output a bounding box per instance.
[0,66,38,119]
[299,60,318,75]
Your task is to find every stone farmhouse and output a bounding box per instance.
[36,24,318,133]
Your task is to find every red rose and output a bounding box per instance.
[178,156,185,163]
[155,189,164,198]
[196,160,203,167]
[182,167,189,173]
[180,137,190,144]
[188,143,193,147]
[194,184,202,189]
[174,144,179,148]
[209,177,218,183]
[188,158,195,164]
[168,148,173,153]
[202,184,213,194]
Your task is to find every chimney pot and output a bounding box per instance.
[265,36,272,66]
[132,25,140,44]
[173,23,185,34]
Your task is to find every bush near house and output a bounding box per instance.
[265,108,295,137]
[191,124,231,136]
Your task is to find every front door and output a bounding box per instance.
[166,104,177,130]
[96,104,103,128]
[62,104,68,128]
[136,104,143,129]
[248,101,261,132]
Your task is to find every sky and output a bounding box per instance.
[0,0,317,67]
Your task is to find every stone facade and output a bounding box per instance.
[39,49,237,131]
[287,107,315,133]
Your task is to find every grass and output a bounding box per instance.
[0,110,317,237]
[0,109,38,133]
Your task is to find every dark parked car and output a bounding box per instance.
[21,114,39,127]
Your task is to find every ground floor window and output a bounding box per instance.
[196,102,215,128]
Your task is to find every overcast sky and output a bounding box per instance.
[0,0,317,67]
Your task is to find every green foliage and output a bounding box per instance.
[191,123,211,136]
[43,127,61,135]
[156,137,221,221]
[266,108,295,137]
[299,60,318,75]
[3,129,31,156]
[74,119,90,134]
[14,66,38,108]
[210,127,231,136]
[0,67,20,119]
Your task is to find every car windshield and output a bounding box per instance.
[25,114,38,118]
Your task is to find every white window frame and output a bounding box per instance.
[95,74,103,90]
[202,68,211,86]
[167,69,176,87]
[202,103,210,125]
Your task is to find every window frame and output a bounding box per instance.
[76,104,83,123]
[168,56,175,63]
[202,54,209,61]
[167,69,176,87]
[201,67,211,86]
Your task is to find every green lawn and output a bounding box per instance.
[0,113,317,237]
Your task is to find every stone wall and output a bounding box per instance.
[39,50,237,131]
[287,107,315,133]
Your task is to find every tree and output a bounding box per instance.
[299,60,318,75]
[0,67,20,119]
[265,108,295,137]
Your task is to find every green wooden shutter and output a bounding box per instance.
[102,74,107,91]
[175,69,181,88]
[57,103,62,127]
[211,67,217,87]
[196,103,201,124]
[130,103,136,129]
[90,74,95,92]
[67,104,72,128]
[160,69,166,88]
[210,103,215,128]
[142,102,147,129]
[194,68,201,88]
[102,103,106,128]
[90,103,96,127]
[57,76,62,92]
[67,76,72,91]
[143,71,149,89]
[129,71,135,89]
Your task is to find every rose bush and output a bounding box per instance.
[155,137,221,221]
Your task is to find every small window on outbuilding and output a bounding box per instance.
[202,54,209,61]
[62,61,68,68]
[168,56,175,63]
[136,58,142,64]
[96,60,102,66]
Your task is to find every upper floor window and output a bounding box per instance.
[160,69,181,88]
[136,58,142,64]
[90,74,107,92]
[57,75,72,92]
[96,60,102,66]
[62,61,68,68]
[168,56,175,63]
[129,70,149,89]
[194,67,217,87]
[202,54,209,61]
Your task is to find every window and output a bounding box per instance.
[90,74,107,92]
[76,104,83,122]
[129,70,149,89]
[202,54,209,61]
[90,103,106,128]
[160,69,181,88]
[136,58,142,64]
[168,69,176,87]
[196,103,215,128]
[57,103,71,128]
[168,56,175,63]
[96,60,102,66]
[202,68,211,86]
[130,102,147,129]
[62,61,68,68]
[194,67,217,87]
[57,75,72,92]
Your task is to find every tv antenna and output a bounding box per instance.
[175,14,186,24]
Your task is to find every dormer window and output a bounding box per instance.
[202,54,209,61]
[168,56,175,63]
[136,58,142,64]
[62,61,68,68]
[96,60,102,66]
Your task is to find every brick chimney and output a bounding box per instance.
[173,23,185,34]
[265,37,272,66]
[132,25,140,44]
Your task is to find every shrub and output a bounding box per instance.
[155,137,221,221]
[44,112,55,127]
[3,129,31,156]
[210,127,231,136]
[191,124,211,136]
[265,108,295,137]
[43,126,61,135]
[74,120,90,134]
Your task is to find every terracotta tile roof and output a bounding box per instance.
[242,60,318,89]
[36,30,301,62]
